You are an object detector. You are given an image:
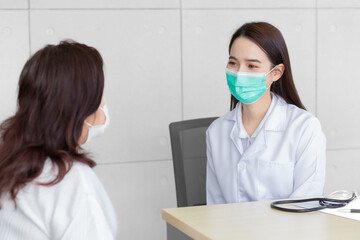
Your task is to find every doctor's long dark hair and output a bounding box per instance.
[0,41,104,207]
[229,22,306,111]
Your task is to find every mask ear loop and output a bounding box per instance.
[85,121,92,127]
[84,106,107,127]
[265,65,278,89]
[265,65,277,76]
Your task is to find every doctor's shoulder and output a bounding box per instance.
[206,105,237,137]
[284,102,326,142]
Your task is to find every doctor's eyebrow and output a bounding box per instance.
[245,58,262,63]
[228,56,262,63]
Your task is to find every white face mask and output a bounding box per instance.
[83,105,110,144]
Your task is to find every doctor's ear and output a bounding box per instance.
[271,63,285,82]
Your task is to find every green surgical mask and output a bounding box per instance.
[226,66,276,104]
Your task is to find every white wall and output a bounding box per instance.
[1,0,360,239]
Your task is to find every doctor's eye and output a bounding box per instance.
[227,61,237,67]
[248,64,258,69]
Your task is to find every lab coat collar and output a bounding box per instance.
[227,93,287,156]
[264,93,287,132]
[225,93,287,132]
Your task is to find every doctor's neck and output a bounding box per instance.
[241,92,272,136]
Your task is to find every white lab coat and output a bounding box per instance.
[206,93,326,204]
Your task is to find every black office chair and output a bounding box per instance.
[169,117,217,207]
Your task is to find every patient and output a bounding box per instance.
[0,41,117,239]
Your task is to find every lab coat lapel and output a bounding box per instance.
[228,103,244,155]
[243,94,287,158]
[227,94,287,158]
[264,94,287,132]
[243,129,267,159]
[230,122,244,155]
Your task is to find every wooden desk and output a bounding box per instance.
[162,201,360,240]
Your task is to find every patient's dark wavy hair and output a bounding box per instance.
[0,40,104,206]
[229,22,306,111]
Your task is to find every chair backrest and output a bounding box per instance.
[169,117,217,207]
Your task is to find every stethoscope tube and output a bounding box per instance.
[270,193,357,213]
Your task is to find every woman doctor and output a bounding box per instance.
[206,22,326,204]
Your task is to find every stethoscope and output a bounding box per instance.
[271,191,357,213]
